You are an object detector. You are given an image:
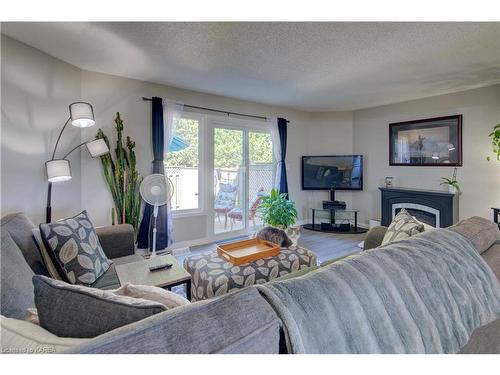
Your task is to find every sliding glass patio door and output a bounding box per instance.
[213,127,245,234]
[211,120,274,236]
[248,130,273,229]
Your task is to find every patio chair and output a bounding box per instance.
[214,183,238,229]
[228,187,265,229]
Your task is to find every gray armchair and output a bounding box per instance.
[0,212,141,290]
[95,224,135,259]
[363,226,388,250]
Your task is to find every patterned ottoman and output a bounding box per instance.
[184,246,317,301]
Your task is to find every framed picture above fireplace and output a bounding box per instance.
[389,115,462,166]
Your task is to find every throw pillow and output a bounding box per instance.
[412,217,435,232]
[39,211,112,286]
[33,275,167,338]
[256,226,293,248]
[32,228,63,280]
[381,209,425,246]
[26,282,190,327]
[1,315,90,354]
[112,283,190,309]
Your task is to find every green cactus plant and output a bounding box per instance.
[95,112,142,232]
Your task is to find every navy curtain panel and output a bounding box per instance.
[137,97,169,250]
[277,117,289,196]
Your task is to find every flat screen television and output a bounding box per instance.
[301,155,363,190]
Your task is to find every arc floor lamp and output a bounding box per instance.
[45,102,109,223]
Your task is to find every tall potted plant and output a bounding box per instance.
[95,113,142,232]
[257,188,298,230]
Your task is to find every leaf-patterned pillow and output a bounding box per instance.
[381,208,425,246]
[39,211,113,286]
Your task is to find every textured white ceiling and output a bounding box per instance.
[2,22,500,111]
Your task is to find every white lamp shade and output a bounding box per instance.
[86,138,109,158]
[69,102,95,128]
[46,159,72,183]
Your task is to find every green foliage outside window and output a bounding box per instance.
[165,118,199,168]
[214,128,243,168]
[249,132,273,164]
[165,119,273,168]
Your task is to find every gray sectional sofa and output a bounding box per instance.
[363,216,500,282]
[1,212,499,354]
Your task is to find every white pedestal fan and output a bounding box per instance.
[140,174,174,257]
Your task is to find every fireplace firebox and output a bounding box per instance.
[379,187,459,228]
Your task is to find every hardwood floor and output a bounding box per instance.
[297,229,366,264]
[176,227,366,265]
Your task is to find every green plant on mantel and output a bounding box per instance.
[440,167,461,194]
[257,188,298,229]
[95,112,142,232]
[486,123,500,162]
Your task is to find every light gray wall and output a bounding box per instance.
[352,85,500,224]
[303,111,354,211]
[1,35,83,224]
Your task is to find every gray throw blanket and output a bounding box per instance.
[256,229,500,353]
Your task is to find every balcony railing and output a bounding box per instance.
[165,164,274,211]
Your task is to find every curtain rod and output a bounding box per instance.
[141,97,289,123]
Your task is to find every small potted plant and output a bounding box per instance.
[257,188,298,230]
[440,167,461,194]
[486,123,500,162]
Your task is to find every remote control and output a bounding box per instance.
[149,263,173,272]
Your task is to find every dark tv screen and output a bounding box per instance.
[301,155,363,190]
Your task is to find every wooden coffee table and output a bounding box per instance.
[115,255,192,301]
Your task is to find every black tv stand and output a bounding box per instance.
[303,207,367,234]
[329,189,336,202]
[323,189,346,209]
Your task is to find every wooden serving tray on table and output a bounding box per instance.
[217,238,280,265]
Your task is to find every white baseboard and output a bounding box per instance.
[171,246,191,257]
[358,221,370,229]
[168,237,214,251]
